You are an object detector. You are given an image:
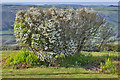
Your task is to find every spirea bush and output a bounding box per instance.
[14,7,112,62]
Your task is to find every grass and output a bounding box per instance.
[2,67,118,78]
[1,51,119,78]
[0,30,16,45]
[1,51,19,59]
[0,30,13,35]
[82,51,119,56]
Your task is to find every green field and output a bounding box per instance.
[0,30,13,35]
[1,51,119,78]
[0,30,16,45]
[2,67,118,78]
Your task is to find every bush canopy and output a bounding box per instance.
[14,7,112,62]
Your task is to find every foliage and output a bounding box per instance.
[14,7,112,61]
[100,58,116,73]
[6,50,40,66]
[60,53,103,67]
[2,50,119,72]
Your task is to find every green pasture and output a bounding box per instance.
[1,51,119,78]
[2,67,118,78]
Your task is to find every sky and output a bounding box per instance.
[1,0,120,3]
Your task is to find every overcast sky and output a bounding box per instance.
[1,0,120,3]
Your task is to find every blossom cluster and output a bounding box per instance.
[14,7,110,61]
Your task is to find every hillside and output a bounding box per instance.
[1,5,119,45]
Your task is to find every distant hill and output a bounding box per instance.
[1,4,119,45]
[1,5,118,30]
[2,5,33,30]
[108,5,119,7]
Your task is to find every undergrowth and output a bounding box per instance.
[4,50,42,69]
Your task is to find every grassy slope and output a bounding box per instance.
[1,51,119,78]
[1,30,16,45]
[0,30,13,35]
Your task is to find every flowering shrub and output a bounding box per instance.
[14,7,112,62]
[100,58,116,73]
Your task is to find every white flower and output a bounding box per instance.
[44,46,48,50]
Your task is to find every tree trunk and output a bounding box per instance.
[99,39,105,51]
[76,37,86,55]
[76,48,81,55]
[65,55,68,60]
[76,45,83,55]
